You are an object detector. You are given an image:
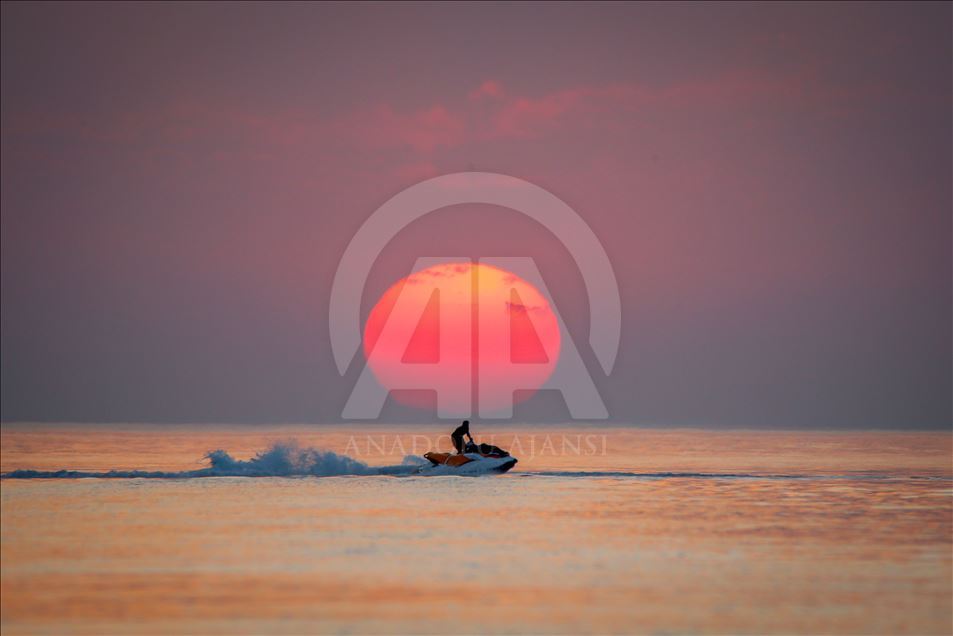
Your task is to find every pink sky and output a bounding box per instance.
[1,2,950,427]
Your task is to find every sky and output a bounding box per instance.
[1,2,950,428]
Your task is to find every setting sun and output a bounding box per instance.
[363,262,561,414]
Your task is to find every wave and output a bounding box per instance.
[2,442,426,479]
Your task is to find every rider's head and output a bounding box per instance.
[462,420,470,430]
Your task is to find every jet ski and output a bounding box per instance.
[418,444,517,475]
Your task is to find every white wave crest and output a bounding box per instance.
[3,441,424,479]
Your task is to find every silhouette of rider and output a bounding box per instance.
[451,420,475,454]
[450,420,510,457]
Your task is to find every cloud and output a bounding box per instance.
[469,80,506,101]
[1,68,890,168]
[337,103,466,153]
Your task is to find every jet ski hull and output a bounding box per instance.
[418,452,518,475]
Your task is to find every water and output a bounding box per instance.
[2,425,950,635]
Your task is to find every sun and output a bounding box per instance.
[363,262,560,414]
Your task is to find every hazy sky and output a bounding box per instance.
[2,2,950,427]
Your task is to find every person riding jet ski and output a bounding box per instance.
[450,420,508,457]
[420,420,517,474]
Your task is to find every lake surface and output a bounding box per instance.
[1,425,950,634]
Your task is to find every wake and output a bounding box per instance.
[521,471,948,481]
[4,443,942,481]
[2,442,427,479]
